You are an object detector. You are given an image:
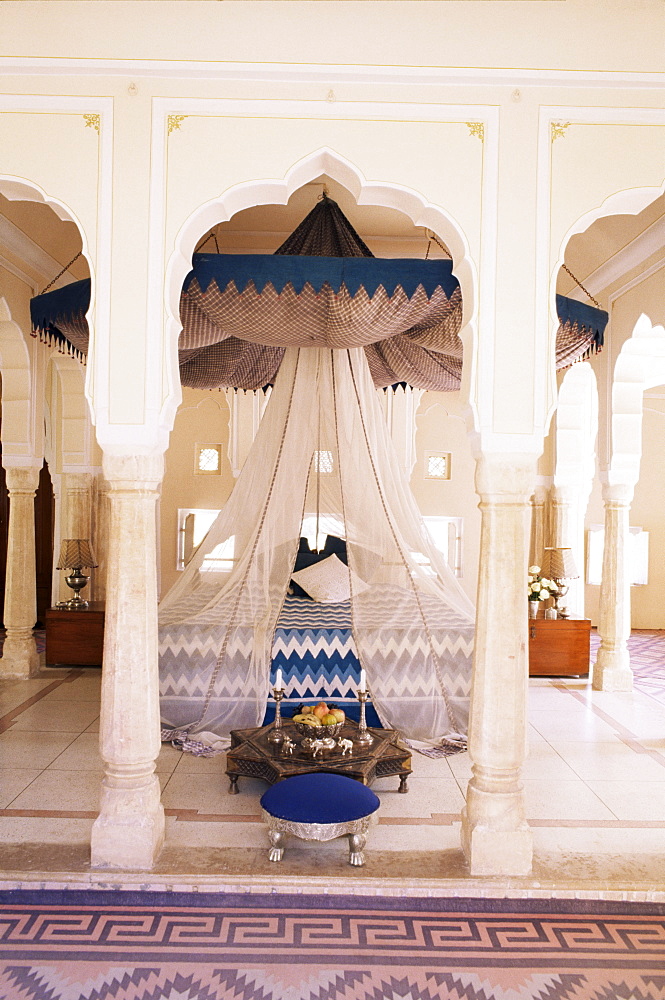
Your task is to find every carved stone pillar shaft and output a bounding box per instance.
[90,453,165,869]
[1,466,41,679]
[461,453,534,876]
[550,484,585,619]
[57,472,95,603]
[529,483,549,568]
[592,483,633,692]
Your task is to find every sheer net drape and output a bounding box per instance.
[159,347,474,745]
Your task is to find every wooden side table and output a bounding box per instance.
[45,602,105,666]
[528,617,591,676]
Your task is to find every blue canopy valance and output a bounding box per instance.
[29,195,608,389]
[184,252,460,300]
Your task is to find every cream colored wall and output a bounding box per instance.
[412,392,480,604]
[160,387,232,596]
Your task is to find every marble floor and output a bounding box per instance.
[1,642,665,899]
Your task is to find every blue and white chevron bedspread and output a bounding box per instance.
[158,590,474,730]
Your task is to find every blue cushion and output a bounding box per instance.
[260,773,380,824]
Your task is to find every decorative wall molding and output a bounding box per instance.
[1,57,663,92]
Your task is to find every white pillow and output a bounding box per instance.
[291,553,370,603]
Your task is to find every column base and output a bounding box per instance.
[0,631,40,678]
[461,771,533,876]
[592,644,633,691]
[461,816,533,876]
[91,771,165,869]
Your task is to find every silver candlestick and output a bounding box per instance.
[356,689,374,747]
[267,688,286,745]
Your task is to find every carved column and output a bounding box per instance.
[461,453,534,876]
[529,482,549,568]
[56,472,95,603]
[592,482,633,692]
[550,484,584,619]
[91,452,165,869]
[1,466,41,678]
[92,476,110,601]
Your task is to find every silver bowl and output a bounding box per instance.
[292,719,344,739]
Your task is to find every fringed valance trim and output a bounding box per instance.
[184,253,460,300]
[555,294,608,354]
[30,279,90,337]
[30,327,87,364]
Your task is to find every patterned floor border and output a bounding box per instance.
[1,890,664,1000]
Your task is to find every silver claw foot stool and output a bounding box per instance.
[260,772,380,866]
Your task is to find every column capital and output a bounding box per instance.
[475,452,536,502]
[4,466,40,493]
[102,451,164,490]
[601,482,634,505]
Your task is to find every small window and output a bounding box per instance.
[425,452,451,480]
[195,443,222,475]
[314,450,334,475]
[177,508,221,569]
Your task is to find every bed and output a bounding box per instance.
[158,584,474,738]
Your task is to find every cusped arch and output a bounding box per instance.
[554,362,598,489]
[163,147,478,434]
[45,353,93,473]
[0,297,35,460]
[609,313,665,487]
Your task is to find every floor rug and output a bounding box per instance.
[1,889,664,1000]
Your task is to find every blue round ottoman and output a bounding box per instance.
[260,773,380,866]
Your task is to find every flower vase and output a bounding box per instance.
[528,601,539,619]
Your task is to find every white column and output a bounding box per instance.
[1,466,41,678]
[56,472,95,603]
[91,452,165,869]
[550,484,585,619]
[461,453,534,876]
[529,482,549,568]
[592,482,633,692]
[92,476,110,602]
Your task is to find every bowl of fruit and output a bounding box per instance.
[291,702,346,739]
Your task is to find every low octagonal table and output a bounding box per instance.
[225,718,411,793]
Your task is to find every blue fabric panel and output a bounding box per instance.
[262,701,382,727]
[556,294,608,345]
[186,253,459,299]
[30,279,91,332]
[260,772,380,823]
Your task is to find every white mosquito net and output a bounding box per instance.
[159,345,475,750]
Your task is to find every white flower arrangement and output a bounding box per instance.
[527,565,559,602]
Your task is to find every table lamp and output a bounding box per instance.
[56,539,98,609]
[540,546,578,619]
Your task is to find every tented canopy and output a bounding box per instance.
[30,196,608,389]
[159,346,476,749]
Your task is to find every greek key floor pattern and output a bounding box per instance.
[1,890,664,1000]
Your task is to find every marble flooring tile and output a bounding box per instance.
[527,707,620,742]
[6,769,103,812]
[161,770,264,815]
[521,778,618,821]
[0,729,80,769]
[585,779,665,821]
[549,739,665,781]
[8,700,100,733]
[0,768,43,808]
[370,776,465,816]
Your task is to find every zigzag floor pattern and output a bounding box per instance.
[1,891,664,1000]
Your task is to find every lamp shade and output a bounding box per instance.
[541,546,578,581]
[56,539,98,570]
